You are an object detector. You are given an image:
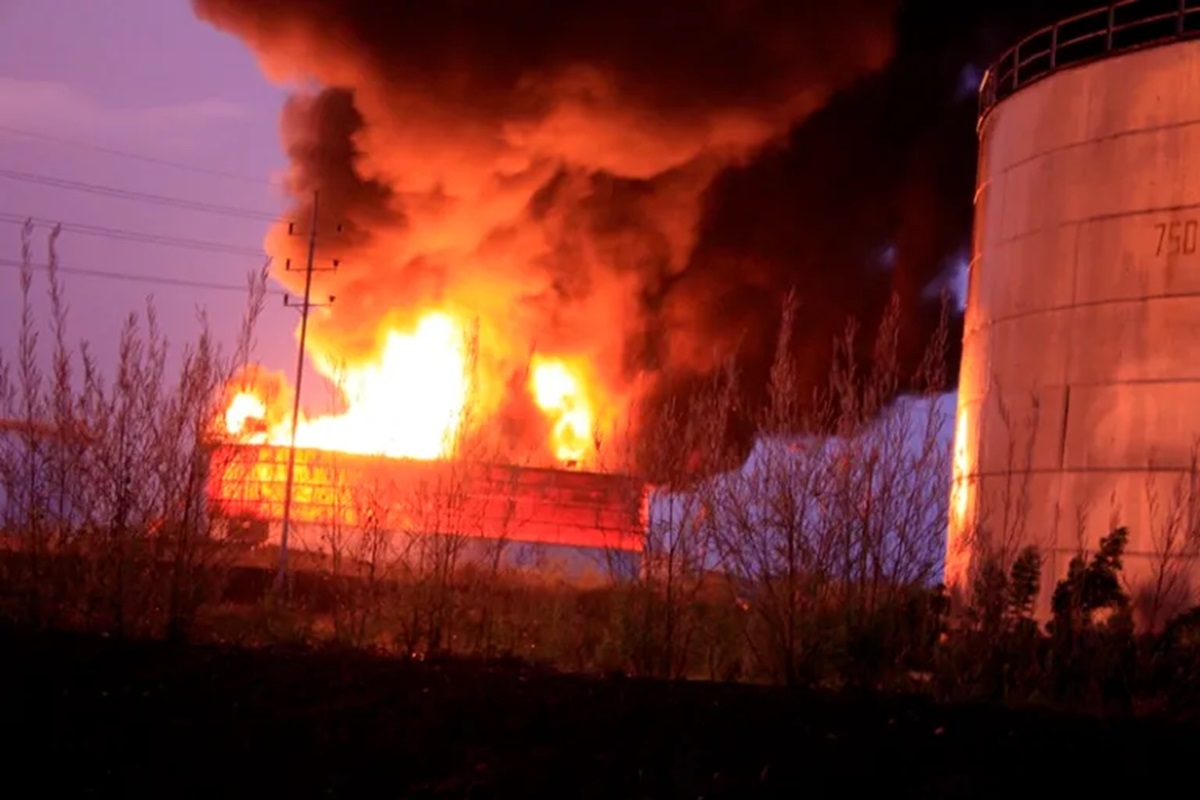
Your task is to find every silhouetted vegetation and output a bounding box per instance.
[2,228,1200,735]
[0,224,267,639]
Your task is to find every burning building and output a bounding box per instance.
[188,0,971,575]
[212,320,648,578]
[205,441,648,579]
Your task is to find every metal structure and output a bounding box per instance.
[980,0,1200,122]
[277,191,336,589]
[949,2,1200,625]
[208,443,648,563]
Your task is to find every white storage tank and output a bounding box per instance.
[948,1,1200,626]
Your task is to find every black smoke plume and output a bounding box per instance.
[193,0,1082,473]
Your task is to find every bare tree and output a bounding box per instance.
[706,291,835,685]
[317,460,398,647]
[1138,441,1200,630]
[381,320,496,657]
[460,458,542,657]
[598,364,735,679]
[153,291,266,640]
[0,222,266,637]
[707,292,952,686]
[950,378,1052,628]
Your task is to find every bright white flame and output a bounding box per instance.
[225,392,267,436]
[299,313,469,459]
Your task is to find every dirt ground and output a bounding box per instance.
[2,627,1197,798]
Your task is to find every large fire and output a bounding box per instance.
[222,310,600,467]
[210,310,646,556]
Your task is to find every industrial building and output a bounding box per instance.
[206,443,648,581]
[949,1,1200,624]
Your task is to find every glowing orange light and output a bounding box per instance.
[529,356,594,463]
[945,407,976,590]
[298,312,470,459]
[207,443,646,552]
[221,311,599,467]
[950,410,971,527]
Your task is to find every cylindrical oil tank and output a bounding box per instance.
[949,6,1200,626]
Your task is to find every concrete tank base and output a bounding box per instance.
[949,37,1200,628]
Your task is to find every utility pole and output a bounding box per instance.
[277,191,337,591]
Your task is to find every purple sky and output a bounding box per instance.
[0,0,299,386]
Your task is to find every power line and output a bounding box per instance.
[0,124,283,188]
[0,257,282,296]
[0,168,288,223]
[0,213,266,258]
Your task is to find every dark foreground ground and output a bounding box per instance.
[2,628,1197,799]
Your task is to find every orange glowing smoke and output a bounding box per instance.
[223,310,600,467]
[192,0,913,482]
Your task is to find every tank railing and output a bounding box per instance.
[979,0,1200,124]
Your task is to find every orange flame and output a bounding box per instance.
[529,356,594,463]
[223,310,599,467]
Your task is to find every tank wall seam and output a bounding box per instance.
[993,112,1200,175]
[1037,546,1200,561]
[969,289,1200,331]
[973,376,1200,390]
[997,200,1200,247]
[964,465,1200,478]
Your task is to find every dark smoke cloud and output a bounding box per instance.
[192,0,1082,472]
